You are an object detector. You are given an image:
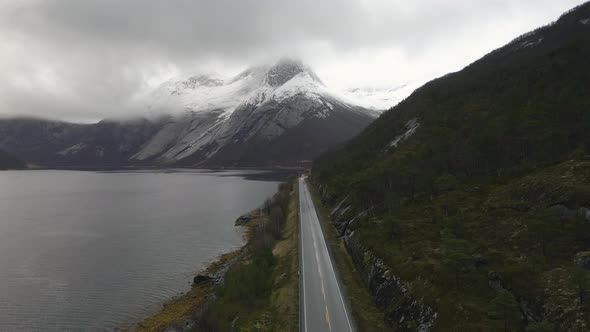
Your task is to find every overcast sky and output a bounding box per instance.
[0,0,586,122]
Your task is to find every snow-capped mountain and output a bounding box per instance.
[130,58,378,166]
[0,59,378,168]
[146,58,364,118]
[148,69,263,116]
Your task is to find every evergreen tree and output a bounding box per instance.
[489,291,521,332]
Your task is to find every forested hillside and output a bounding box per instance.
[312,3,590,330]
[0,149,25,170]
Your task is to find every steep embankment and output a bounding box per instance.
[312,3,590,331]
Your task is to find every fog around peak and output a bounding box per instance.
[0,0,585,121]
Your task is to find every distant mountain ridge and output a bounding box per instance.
[0,59,377,168]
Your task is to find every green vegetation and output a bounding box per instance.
[489,291,521,332]
[135,179,299,332]
[134,251,240,332]
[0,149,25,169]
[267,187,300,332]
[312,3,590,331]
[215,252,276,311]
[196,179,299,331]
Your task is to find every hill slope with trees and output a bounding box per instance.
[312,3,590,330]
[0,149,25,170]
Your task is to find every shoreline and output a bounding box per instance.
[127,211,263,331]
[21,164,307,172]
[127,179,299,331]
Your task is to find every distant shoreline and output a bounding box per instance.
[15,167,298,182]
[22,164,307,172]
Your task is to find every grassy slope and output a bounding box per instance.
[346,159,590,330]
[134,251,241,331]
[307,179,386,331]
[267,183,300,332]
[198,180,299,331]
[235,181,300,331]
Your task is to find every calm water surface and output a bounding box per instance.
[0,170,282,331]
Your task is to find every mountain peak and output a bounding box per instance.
[265,58,322,87]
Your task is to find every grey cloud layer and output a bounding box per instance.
[2,0,543,56]
[0,0,585,121]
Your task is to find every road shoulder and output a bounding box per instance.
[306,179,387,331]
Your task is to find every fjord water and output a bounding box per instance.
[0,170,281,331]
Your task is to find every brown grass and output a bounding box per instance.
[268,186,299,332]
[131,184,299,332]
[131,214,266,331]
[133,282,213,332]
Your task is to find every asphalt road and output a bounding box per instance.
[299,176,354,332]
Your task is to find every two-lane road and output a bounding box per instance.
[299,176,354,332]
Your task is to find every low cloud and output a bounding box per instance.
[0,0,585,121]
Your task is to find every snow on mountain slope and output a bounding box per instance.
[149,69,265,116]
[0,59,380,168]
[147,58,380,118]
[133,58,378,166]
[336,83,418,111]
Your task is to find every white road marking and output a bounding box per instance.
[299,176,354,332]
[303,180,354,332]
[299,178,308,332]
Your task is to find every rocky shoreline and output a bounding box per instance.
[128,179,298,331]
[128,211,262,331]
